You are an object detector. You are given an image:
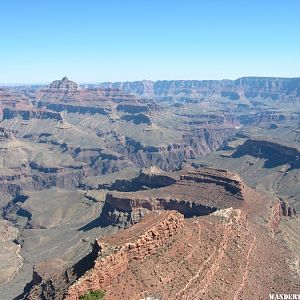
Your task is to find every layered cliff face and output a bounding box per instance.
[37,101,109,115]
[120,113,152,125]
[0,88,32,120]
[238,110,300,125]
[38,77,140,106]
[235,77,300,100]
[181,113,238,126]
[99,168,245,228]
[100,79,232,97]
[232,138,300,169]
[100,77,300,102]
[113,127,236,171]
[0,128,31,204]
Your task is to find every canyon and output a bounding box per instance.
[0,76,299,299]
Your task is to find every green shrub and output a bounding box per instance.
[79,289,106,300]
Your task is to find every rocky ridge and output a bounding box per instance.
[20,211,184,300]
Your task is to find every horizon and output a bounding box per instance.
[0,76,300,87]
[1,0,300,82]
[1,75,300,86]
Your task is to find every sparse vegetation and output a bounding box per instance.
[79,290,106,300]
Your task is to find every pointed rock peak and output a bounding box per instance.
[48,77,78,89]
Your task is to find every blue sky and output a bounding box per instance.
[0,0,299,83]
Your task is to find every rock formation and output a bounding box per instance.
[65,211,184,300]
[48,77,78,90]
[99,168,244,228]
[100,77,300,102]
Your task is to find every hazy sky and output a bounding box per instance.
[1,0,299,83]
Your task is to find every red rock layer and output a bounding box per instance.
[64,211,184,299]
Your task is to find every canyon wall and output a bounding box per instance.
[100,77,300,101]
[232,139,300,169]
[119,128,236,171]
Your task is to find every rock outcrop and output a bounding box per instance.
[48,77,78,90]
[279,200,297,218]
[99,168,245,228]
[268,200,297,230]
[65,211,184,299]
